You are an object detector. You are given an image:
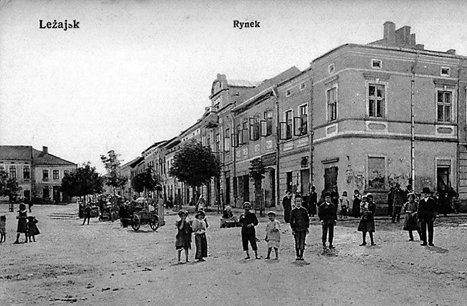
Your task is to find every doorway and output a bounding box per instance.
[324,166,338,192]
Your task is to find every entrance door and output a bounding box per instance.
[324,166,338,192]
[53,186,60,203]
[437,166,450,192]
[301,169,310,196]
[225,177,231,205]
[43,187,50,199]
[24,190,30,200]
[243,175,250,202]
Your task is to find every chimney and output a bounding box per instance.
[395,26,411,47]
[42,146,48,154]
[409,33,416,47]
[415,44,425,50]
[383,21,395,44]
[446,49,456,55]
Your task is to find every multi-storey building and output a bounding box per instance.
[131,21,467,213]
[0,145,76,203]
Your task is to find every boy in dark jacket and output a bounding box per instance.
[290,195,310,260]
[318,192,338,249]
[239,202,260,259]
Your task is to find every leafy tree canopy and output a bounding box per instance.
[169,141,220,188]
[131,166,162,193]
[100,150,127,189]
[61,162,104,199]
[0,170,22,202]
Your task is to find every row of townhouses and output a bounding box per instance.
[120,22,467,213]
[0,146,77,203]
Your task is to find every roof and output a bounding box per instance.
[129,156,144,168]
[226,79,261,87]
[0,146,33,160]
[121,156,143,169]
[141,140,167,155]
[233,66,301,112]
[32,148,76,166]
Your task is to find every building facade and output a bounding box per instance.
[0,145,77,203]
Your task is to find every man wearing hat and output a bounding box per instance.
[318,192,338,249]
[418,187,438,246]
[290,195,310,260]
[239,202,260,259]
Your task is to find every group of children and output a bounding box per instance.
[175,209,208,264]
[2,203,41,244]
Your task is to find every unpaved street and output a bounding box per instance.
[1,204,467,306]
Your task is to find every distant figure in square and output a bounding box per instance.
[27,216,40,242]
[265,211,280,260]
[239,202,259,259]
[0,215,6,242]
[418,187,437,246]
[357,194,376,246]
[192,210,208,262]
[82,203,91,225]
[402,192,421,241]
[14,203,28,244]
[175,210,192,264]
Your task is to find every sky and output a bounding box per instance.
[1,0,467,173]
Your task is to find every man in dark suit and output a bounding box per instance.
[290,195,310,260]
[418,187,438,246]
[318,192,338,249]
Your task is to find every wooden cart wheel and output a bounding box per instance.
[131,215,141,231]
[150,216,160,231]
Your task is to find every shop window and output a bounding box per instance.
[367,156,385,189]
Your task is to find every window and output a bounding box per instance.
[371,59,382,69]
[300,83,306,90]
[249,115,260,141]
[23,166,30,180]
[368,84,385,118]
[43,170,49,181]
[53,170,59,180]
[327,87,337,121]
[215,133,220,152]
[328,63,335,74]
[441,67,450,76]
[285,110,293,139]
[224,128,231,151]
[367,156,385,189]
[264,110,273,136]
[202,135,206,146]
[9,166,16,178]
[437,90,452,123]
[295,104,308,136]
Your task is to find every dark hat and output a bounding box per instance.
[243,202,252,209]
[178,209,188,216]
[323,192,331,198]
[422,187,433,194]
[195,210,205,218]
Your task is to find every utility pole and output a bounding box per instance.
[272,86,280,209]
[410,54,418,187]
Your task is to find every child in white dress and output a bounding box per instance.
[265,211,281,260]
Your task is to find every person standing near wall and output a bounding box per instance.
[282,191,292,223]
[418,187,437,246]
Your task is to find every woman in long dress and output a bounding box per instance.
[357,194,376,246]
[14,203,28,244]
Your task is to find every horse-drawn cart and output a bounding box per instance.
[131,210,159,231]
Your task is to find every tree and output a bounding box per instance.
[131,166,162,196]
[249,158,266,216]
[61,162,104,204]
[0,170,22,208]
[100,150,127,196]
[169,141,220,208]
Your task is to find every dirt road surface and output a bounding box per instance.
[1,204,467,306]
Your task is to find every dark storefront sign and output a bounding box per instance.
[261,152,276,167]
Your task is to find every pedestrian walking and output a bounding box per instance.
[392,184,405,223]
[318,192,337,249]
[27,216,40,242]
[192,210,208,262]
[352,189,362,218]
[290,195,310,260]
[402,193,421,241]
[357,194,376,246]
[265,211,280,260]
[175,210,192,264]
[239,202,260,259]
[282,191,292,223]
[13,203,28,244]
[418,187,437,246]
[82,203,91,225]
[0,215,6,242]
